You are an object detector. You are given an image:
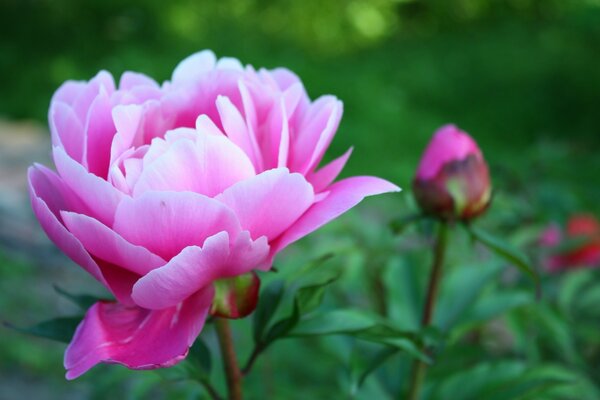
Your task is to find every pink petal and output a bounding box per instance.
[119,71,159,90]
[72,71,115,119]
[113,191,241,260]
[416,124,483,180]
[53,146,124,226]
[83,87,115,178]
[195,114,226,136]
[52,81,86,105]
[28,165,107,286]
[110,104,143,166]
[216,95,261,166]
[61,212,166,276]
[49,101,85,164]
[216,168,314,241]
[133,130,255,197]
[307,147,353,193]
[171,50,217,84]
[132,231,268,309]
[95,259,140,306]
[64,287,214,379]
[291,96,343,174]
[273,176,400,253]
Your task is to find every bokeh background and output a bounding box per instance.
[1,0,600,399]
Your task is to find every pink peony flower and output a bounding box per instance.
[541,214,600,272]
[412,124,491,220]
[28,50,400,379]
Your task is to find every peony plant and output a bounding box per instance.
[26,50,399,385]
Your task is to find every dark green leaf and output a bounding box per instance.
[252,280,286,343]
[188,337,212,378]
[350,347,398,394]
[263,302,300,344]
[465,224,539,297]
[5,316,82,343]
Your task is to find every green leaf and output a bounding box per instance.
[389,213,426,234]
[261,256,341,345]
[290,309,429,362]
[5,316,82,343]
[252,279,286,343]
[465,224,539,297]
[263,301,300,344]
[53,285,110,310]
[350,347,398,394]
[187,337,212,378]
[295,270,340,315]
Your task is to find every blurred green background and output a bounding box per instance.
[1,0,600,399]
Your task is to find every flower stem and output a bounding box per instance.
[407,222,448,400]
[215,318,243,400]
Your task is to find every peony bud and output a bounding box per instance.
[413,124,491,220]
[210,272,261,319]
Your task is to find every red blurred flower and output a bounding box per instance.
[541,214,600,272]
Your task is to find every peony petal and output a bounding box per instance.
[133,130,255,197]
[216,95,261,166]
[28,165,106,285]
[110,104,143,166]
[83,87,115,178]
[216,57,244,71]
[273,176,400,253]
[307,147,353,193]
[119,71,160,90]
[216,168,314,241]
[53,146,124,226]
[132,231,268,309]
[61,212,166,276]
[49,101,85,164]
[113,191,241,260]
[172,50,217,84]
[290,96,342,174]
[72,71,115,120]
[64,287,214,379]
[195,114,226,136]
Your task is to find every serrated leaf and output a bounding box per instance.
[53,285,110,310]
[6,316,82,343]
[253,279,286,343]
[465,224,539,297]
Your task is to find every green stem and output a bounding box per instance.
[407,222,448,400]
[215,318,243,400]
